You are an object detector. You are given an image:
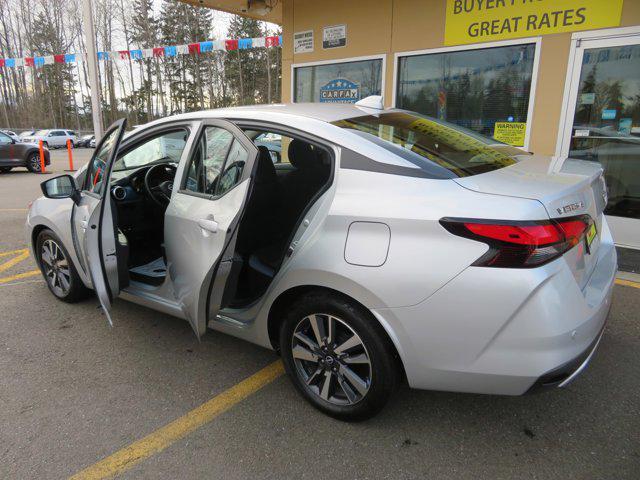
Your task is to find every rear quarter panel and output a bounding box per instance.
[222,156,550,350]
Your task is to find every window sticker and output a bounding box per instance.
[580,93,595,105]
[493,122,527,147]
[319,78,359,103]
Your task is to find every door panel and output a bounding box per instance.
[0,133,11,165]
[71,119,127,323]
[165,119,259,337]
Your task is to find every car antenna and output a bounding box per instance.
[355,95,384,110]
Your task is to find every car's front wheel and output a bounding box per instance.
[26,152,41,172]
[280,292,400,421]
[36,229,90,303]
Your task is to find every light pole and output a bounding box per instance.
[82,0,104,141]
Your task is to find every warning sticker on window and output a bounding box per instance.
[493,122,527,146]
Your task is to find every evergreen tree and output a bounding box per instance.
[159,0,212,113]
[224,16,265,105]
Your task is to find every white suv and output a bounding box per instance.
[23,129,78,148]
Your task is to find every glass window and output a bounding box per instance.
[396,44,536,147]
[569,44,640,221]
[183,126,247,196]
[0,132,11,145]
[333,111,521,178]
[85,128,120,194]
[254,131,289,163]
[294,58,383,103]
[113,130,188,172]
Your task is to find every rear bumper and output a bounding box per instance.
[525,323,607,393]
[373,220,617,396]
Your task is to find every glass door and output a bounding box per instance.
[560,32,640,249]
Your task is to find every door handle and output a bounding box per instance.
[80,220,88,230]
[198,218,218,234]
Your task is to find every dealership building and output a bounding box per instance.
[199,0,639,258]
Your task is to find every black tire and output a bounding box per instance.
[26,152,41,172]
[0,167,11,173]
[280,291,400,421]
[36,229,91,303]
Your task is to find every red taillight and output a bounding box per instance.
[440,216,591,268]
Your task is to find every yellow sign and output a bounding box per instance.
[493,122,526,146]
[445,0,624,46]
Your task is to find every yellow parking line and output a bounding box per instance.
[0,249,30,273]
[0,269,41,284]
[0,208,28,212]
[0,248,29,258]
[69,360,285,480]
[615,278,640,289]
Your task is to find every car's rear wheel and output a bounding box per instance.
[0,167,12,173]
[280,292,400,421]
[26,152,41,172]
[36,229,90,303]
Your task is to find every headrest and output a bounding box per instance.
[254,145,276,184]
[288,139,318,170]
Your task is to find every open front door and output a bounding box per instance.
[164,119,260,338]
[72,119,127,325]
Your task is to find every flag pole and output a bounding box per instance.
[82,0,104,141]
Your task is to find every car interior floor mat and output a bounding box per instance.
[129,257,166,286]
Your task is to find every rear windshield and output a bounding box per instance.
[332,111,525,177]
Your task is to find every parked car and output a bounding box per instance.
[0,130,50,172]
[77,134,95,148]
[570,126,640,219]
[89,137,96,148]
[19,130,35,140]
[22,129,78,149]
[27,100,615,420]
[1,130,20,143]
[255,132,282,163]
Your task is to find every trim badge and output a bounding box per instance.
[556,201,584,215]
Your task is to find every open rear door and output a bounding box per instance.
[164,119,260,337]
[73,119,127,325]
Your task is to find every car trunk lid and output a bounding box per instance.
[453,155,607,289]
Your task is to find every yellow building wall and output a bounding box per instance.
[281,0,640,156]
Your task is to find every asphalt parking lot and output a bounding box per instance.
[1,149,639,479]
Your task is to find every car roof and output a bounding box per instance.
[120,102,433,172]
[147,102,384,126]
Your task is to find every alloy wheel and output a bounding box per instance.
[41,239,71,297]
[29,154,41,172]
[291,313,372,406]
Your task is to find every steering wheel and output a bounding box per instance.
[144,163,177,206]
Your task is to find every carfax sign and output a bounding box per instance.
[319,79,360,103]
[445,0,623,46]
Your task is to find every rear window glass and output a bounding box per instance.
[332,111,525,177]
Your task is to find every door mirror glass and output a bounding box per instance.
[41,175,78,200]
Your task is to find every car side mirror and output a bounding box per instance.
[41,175,80,204]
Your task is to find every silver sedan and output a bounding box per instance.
[26,99,616,420]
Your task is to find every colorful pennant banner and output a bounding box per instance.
[0,35,282,70]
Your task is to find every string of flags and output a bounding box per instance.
[0,35,282,69]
